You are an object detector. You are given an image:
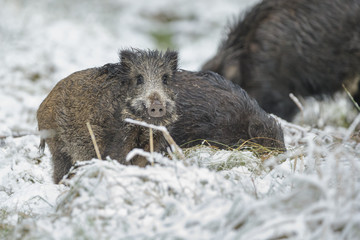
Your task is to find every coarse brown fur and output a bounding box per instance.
[37,49,178,183]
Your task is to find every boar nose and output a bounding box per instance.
[148,100,166,118]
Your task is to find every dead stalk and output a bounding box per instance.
[293,157,297,173]
[161,129,185,160]
[149,128,154,166]
[86,122,102,160]
[289,93,304,123]
[342,83,360,112]
[124,118,185,160]
[300,155,304,174]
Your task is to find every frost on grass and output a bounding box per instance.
[2,118,360,240]
[0,136,66,239]
[14,157,241,239]
[4,118,359,239]
[1,0,360,239]
[183,145,264,174]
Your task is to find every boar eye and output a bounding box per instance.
[136,74,144,85]
[162,74,169,85]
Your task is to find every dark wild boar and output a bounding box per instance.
[202,0,360,121]
[170,70,286,152]
[37,49,178,183]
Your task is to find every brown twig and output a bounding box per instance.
[86,122,102,160]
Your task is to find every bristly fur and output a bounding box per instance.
[119,48,178,72]
[169,70,286,152]
[202,0,360,121]
[37,48,179,183]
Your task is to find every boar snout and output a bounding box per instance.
[148,99,166,118]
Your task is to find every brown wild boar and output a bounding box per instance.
[37,49,178,183]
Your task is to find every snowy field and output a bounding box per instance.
[1,0,360,239]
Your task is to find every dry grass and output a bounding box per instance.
[2,117,360,239]
[86,122,102,160]
[180,137,285,161]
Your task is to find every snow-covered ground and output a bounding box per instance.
[1,0,360,239]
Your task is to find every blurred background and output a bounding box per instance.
[0,0,258,134]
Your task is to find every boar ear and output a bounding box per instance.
[248,120,266,142]
[119,49,136,69]
[164,50,178,72]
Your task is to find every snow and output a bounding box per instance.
[1,0,360,239]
